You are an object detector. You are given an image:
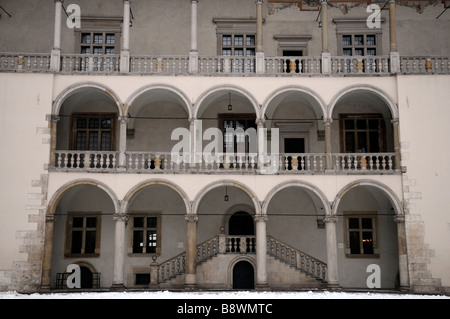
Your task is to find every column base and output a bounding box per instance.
[110,283,127,291]
[255,283,270,291]
[326,283,341,291]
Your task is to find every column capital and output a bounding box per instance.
[118,116,129,124]
[123,0,131,4]
[394,214,405,223]
[256,118,265,127]
[254,214,268,222]
[320,0,328,4]
[54,0,64,3]
[391,118,399,125]
[255,0,264,4]
[190,0,199,3]
[113,213,129,222]
[324,215,338,223]
[46,215,56,223]
[185,214,199,223]
[323,118,333,126]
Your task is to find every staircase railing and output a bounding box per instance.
[267,235,327,282]
[155,236,219,283]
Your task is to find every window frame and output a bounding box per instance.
[64,212,102,258]
[344,211,379,258]
[218,113,257,154]
[128,213,162,257]
[339,113,387,153]
[70,112,117,152]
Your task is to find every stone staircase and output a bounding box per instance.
[154,235,327,288]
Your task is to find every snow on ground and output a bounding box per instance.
[0,290,449,299]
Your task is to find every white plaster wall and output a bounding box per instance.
[0,73,53,269]
[397,75,450,289]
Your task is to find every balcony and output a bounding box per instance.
[1,52,450,75]
[51,150,398,175]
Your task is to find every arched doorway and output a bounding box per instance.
[80,266,93,288]
[229,211,254,235]
[233,260,255,289]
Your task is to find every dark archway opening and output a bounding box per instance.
[229,211,254,235]
[232,261,255,289]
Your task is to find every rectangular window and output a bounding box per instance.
[219,114,257,154]
[339,114,386,153]
[345,212,378,257]
[130,215,161,255]
[220,34,256,72]
[65,214,101,257]
[72,113,116,151]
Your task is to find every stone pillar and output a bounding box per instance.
[320,0,329,53]
[389,0,400,73]
[392,118,401,170]
[394,214,410,291]
[189,0,199,73]
[40,215,56,290]
[324,118,333,170]
[320,0,331,74]
[256,119,265,170]
[120,0,131,73]
[50,0,63,71]
[255,0,265,74]
[118,116,128,170]
[185,214,198,289]
[324,215,339,289]
[255,215,269,289]
[111,201,128,290]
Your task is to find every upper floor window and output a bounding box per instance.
[341,34,378,56]
[339,114,386,153]
[219,113,257,154]
[71,113,116,151]
[75,17,122,71]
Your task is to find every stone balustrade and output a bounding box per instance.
[1,52,450,75]
[52,150,398,174]
[265,56,322,75]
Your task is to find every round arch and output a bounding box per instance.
[193,85,261,120]
[222,204,256,235]
[328,84,398,120]
[192,180,261,216]
[331,179,403,216]
[262,180,331,216]
[47,179,120,217]
[52,82,123,117]
[124,84,193,130]
[123,179,191,215]
[228,255,256,289]
[261,85,328,122]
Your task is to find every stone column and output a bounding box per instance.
[320,0,331,74]
[324,118,333,170]
[40,215,56,290]
[324,215,339,289]
[118,116,128,170]
[389,0,400,73]
[394,214,410,291]
[392,118,401,170]
[255,0,265,74]
[111,201,129,290]
[255,215,269,289]
[185,214,198,289]
[189,0,199,73]
[120,0,131,73]
[50,0,63,71]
